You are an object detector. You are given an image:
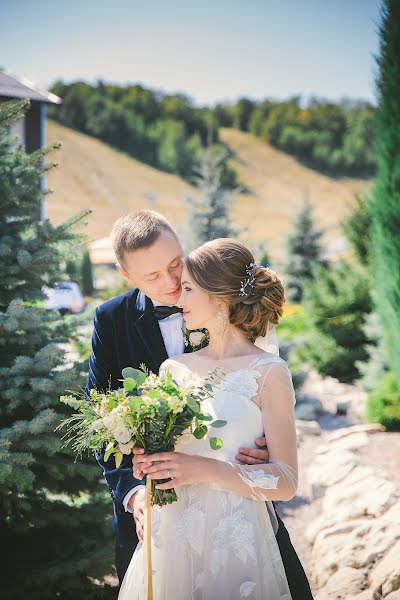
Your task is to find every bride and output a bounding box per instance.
[118,238,303,599]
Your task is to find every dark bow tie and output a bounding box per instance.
[153,305,183,320]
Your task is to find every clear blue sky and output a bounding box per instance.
[0,0,380,106]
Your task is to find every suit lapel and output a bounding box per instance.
[133,293,168,371]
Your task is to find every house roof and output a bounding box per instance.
[0,71,61,104]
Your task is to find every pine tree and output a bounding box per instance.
[341,193,371,267]
[356,312,389,391]
[81,247,94,295]
[257,245,271,268]
[300,261,371,383]
[66,256,81,283]
[0,100,114,600]
[186,147,240,247]
[284,197,325,303]
[370,0,400,383]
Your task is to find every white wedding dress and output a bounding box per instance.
[118,352,298,600]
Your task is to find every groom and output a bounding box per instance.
[86,209,313,599]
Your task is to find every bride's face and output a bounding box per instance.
[177,264,221,330]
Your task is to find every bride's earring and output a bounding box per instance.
[217,307,228,336]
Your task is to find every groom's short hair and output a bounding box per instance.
[111,209,179,266]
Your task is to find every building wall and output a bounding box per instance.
[25,101,42,154]
[0,97,43,154]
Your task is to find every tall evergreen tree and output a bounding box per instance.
[341,192,372,267]
[300,261,371,383]
[0,100,114,599]
[284,197,325,303]
[258,246,271,268]
[370,0,400,383]
[81,247,94,295]
[186,147,240,247]
[299,189,376,385]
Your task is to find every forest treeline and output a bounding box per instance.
[49,81,376,179]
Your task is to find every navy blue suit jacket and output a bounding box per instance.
[85,288,192,543]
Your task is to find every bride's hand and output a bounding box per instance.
[132,447,153,479]
[134,451,214,490]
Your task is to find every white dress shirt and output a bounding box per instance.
[123,293,185,512]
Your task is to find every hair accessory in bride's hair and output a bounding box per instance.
[238,262,258,298]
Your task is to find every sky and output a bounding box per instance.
[0,0,381,106]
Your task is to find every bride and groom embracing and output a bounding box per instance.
[86,209,314,599]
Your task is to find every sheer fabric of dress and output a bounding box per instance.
[118,352,298,600]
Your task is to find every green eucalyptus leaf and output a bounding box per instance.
[59,394,82,409]
[186,396,200,413]
[196,413,213,421]
[122,368,147,386]
[104,444,116,462]
[137,371,147,386]
[123,377,136,392]
[122,367,139,380]
[115,451,123,468]
[193,425,207,439]
[209,437,223,450]
[210,420,227,428]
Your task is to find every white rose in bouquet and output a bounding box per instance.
[113,425,132,445]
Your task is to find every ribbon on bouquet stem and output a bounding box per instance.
[145,477,153,600]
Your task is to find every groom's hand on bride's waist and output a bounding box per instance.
[235,436,270,465]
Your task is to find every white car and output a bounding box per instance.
[43,282,85,315]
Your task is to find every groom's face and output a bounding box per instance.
[117,230,184,305]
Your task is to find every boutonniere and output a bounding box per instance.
[183,327,209,350]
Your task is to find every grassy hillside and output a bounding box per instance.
[46,120,372,264]
[219,128,372,261]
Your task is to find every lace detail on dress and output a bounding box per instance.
[210,509,257,578]
[212,368,260,400]
[240,581,257,598]
[237,466,280,489]
[175,501,205,555]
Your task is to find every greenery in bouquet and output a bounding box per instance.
[57,364,226,506]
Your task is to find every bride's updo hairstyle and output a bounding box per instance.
[184,238,285,342]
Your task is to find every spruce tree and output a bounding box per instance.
[300,261,371,383]
[341,193,371,267]
[370,0,400,382]
[81,247,94,296]
[0,100,114,600]
[186,147,240,247]
[284,198,325,303]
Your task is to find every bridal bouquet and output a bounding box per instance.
[57,365,225,506]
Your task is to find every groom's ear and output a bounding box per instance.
[116,261,131,282]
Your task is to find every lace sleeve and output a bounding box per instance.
[210,361,298,502]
